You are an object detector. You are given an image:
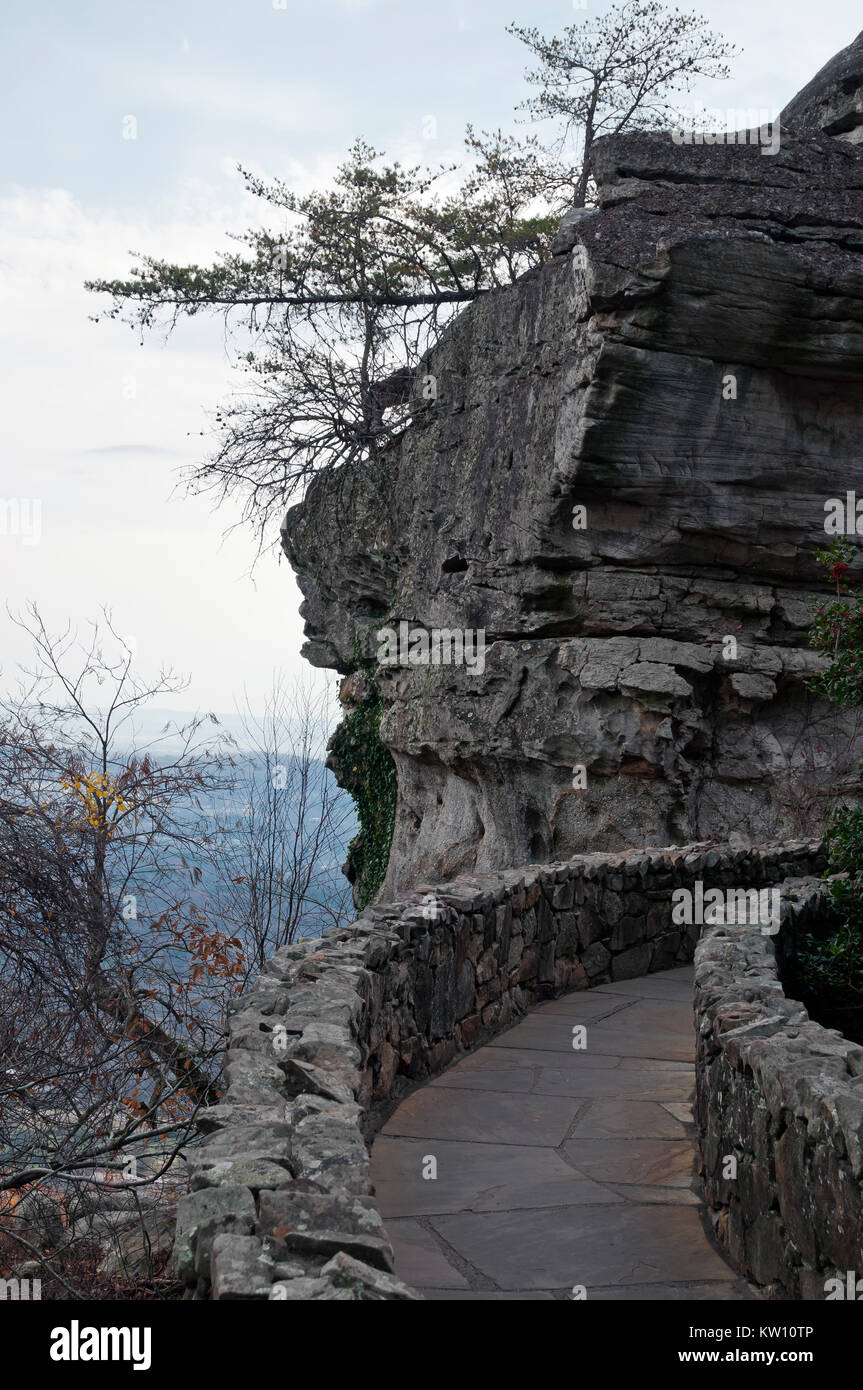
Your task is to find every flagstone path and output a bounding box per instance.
[370,965,755,1300]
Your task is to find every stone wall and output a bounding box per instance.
[694,878,863,1298]
[174,838,822,1299]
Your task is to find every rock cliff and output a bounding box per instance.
[283,33,863,905]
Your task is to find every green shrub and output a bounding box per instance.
[328,689,396,909]
[796,538,863,1039]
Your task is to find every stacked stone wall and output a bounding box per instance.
[695,875,863,1298]
[174,839,823,1299]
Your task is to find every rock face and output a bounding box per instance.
[781,27,863,142]
[283,42,863,903]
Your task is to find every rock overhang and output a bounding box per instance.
[282,39,863,901]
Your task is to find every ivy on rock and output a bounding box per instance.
[328,687,397,909]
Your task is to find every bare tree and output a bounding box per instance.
[0,606,239,1294]
[509,1,736,207]
[207,676,355,974]
[0,614,357,1294]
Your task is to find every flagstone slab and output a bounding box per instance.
[607,1182,701,1206]
[488,1020,692,1061]
[522,995,638,1021]
[429,1063,694,1102]
[455,1044,622,1071]
[530,1066,694,1102]
[371,1136,619,1217]
[429,1204,739,1290]
[429,1066,538,1093]
[599,998,695,1033]
[592,977,697,1003]
[381,1217,469,1289]
[664,1102,695,1123]
[560,1137,697,1186]
[371,966,752,1300]
[568,1099,690,1140]
[380,1084,580,1146]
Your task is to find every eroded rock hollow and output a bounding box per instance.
[283,32,863,904]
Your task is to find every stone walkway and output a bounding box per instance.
[370,966,754,1300]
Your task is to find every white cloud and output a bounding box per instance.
[151,72,345,136]
[0,182,327,714]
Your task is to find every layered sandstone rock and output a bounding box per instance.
[283,37,863,902]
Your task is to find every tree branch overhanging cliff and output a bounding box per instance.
[86,136,558,552]
[84,6,736,553]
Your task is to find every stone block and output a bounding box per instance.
[211,1235,275,1300]
[174,1186,256,1284]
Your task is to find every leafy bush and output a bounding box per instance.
[794,538,863,1039]
[327,690,397,910]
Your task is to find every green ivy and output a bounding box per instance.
[329,688,396,909]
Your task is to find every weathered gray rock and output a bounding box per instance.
[210,1234,277,1300]
[278,1056,357,1104]
[781,28,863,141]
[257,1188,388,1249]
[283,49,863,902]
[269,1276,337,1300]
[266,1252,421,1300]
[254,1189,391,1273]
[189,1159,297,1193]
[173,1186,256,1283]
[187,1123,293,1192]
[551,206,599,255]
[320,1251,423,1299]
[289,1107,371,1194]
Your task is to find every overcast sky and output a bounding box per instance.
[1,0,860,719]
